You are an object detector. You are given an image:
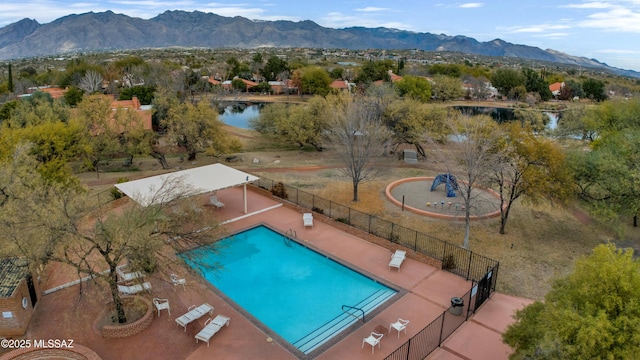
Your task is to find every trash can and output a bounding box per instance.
[450,297,464,315]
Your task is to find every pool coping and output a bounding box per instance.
[185,222,408,360]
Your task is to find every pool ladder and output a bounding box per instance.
[284,228,296,247]
[341,305,365,322]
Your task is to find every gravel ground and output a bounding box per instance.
[389,178,502,217]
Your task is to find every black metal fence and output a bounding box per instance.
[252,177,499,282]
[252,177,500,360]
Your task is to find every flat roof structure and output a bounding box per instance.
[115,164,260,212]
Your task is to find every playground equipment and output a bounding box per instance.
[430,174,459,197]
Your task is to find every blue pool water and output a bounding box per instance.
[183,225,397,354]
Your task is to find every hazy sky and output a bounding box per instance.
[1,1,639,71]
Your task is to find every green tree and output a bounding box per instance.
[513,108,548,133]
[5,91,69,129]
[491,68,525,97]
[250,96,332,150]
[431,75,464,102]
[384,99,449,157]
[261,56,289,81]
[74,94,124,177]
[569,99,640,231]
[299,67,332,96]
[63,86,85,107]
[119,85,155,105]
[429,64,462,78]
[356,60,394,84]
[509,85,528,102]
[7,63,13,93]
[503,243,640,359]
[490,123,571,234]
[522,68,552,101]
[163,100,241,161]
[395,75,432,102]
[583,78,607,101]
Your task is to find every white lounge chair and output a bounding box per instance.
[362,332,384,354]
[170,273,186,291]
[175,303,214,331]
[389,318,410,338]
[388,250,406,271]
[303,213,313,228]
[195,315,230,347]
[116,266,144,282]
[153,298,170,317]
[208,195,225,209]
[117,281,152,295]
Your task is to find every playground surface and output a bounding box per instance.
[387,177,502,219]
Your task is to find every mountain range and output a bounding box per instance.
[0,10,638,78]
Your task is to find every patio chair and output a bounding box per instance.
[195,315,230,347]
[116,265,145,282]
[208,195,225,209]
[170,273,186,291]
[388,250,406,271]
[117,281,152,295]
[153,298,171,317]
[362,332,384,354]
[389,318,409,338]
[303,213,313,228]
[175,303,214,331]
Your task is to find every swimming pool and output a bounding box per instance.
[183,225,397,354]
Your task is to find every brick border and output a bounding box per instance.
[0,343,101,360]
[98,296,153,339]
[385,177,502,220]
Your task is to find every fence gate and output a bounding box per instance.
[474,267,495,310]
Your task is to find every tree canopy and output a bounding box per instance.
[162,100,241,161]
[503,243,640,359]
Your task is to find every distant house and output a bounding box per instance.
[373,70,403,86]
[21,86,67,99]
[0,257,39,337]
[222,77,258,92]
[207,77,221,86]
[329,79,355,93]
[110,96,153,131]
[549,82,564,97]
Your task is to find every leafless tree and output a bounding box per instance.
[440,114,503,248]
[325,96,391,201]
[79,69,103,93]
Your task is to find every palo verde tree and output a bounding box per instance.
[503,243,640,359]
[74,94,123,177]
[163,100,241,161]
[325,95,391,202]
[0,146,223,324]
[250,96,332,150]
[569,99,640,233]
[490,123,571,234]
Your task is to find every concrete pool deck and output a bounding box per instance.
[11,186,533,360]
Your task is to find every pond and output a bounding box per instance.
[454,106,559,130]
[219,104,262,129]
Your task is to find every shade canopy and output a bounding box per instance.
[115,163,259,207]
